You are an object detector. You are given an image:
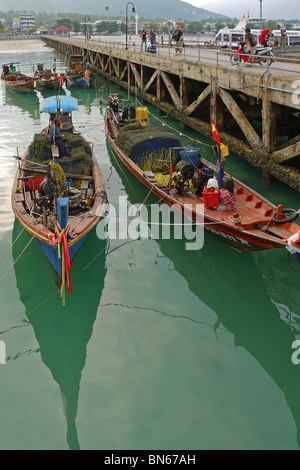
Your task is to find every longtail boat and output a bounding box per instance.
[65,55,95,88]
[33,63,62,90]
[1,61,36,93]
[12,95,107,302]
[105,93,300,253]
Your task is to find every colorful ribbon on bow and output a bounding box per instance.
[52,223,72,305]
[283,230,300,262]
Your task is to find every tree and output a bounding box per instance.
[56,18,72,29]
[73,20,81,33]
[267,20,278,29]
[187,21,204,33]
[215,22,225,31]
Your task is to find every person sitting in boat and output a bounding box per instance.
[50,118,67,159]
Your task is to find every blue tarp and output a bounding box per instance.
[40,96,78,113]
[2,61,20,66]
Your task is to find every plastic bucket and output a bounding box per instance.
[179,147,202,169]
[26,176,44,192]
[203,186,219,208]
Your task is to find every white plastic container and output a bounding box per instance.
[207,176,219,192]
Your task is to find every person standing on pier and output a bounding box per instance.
[149,26,157,53]
[173,25,183,56]
[140,29,148,52]
[265,28,275,46]
[277,24,287,50]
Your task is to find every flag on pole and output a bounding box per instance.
[212,119,221,144]
[212,119,223,189]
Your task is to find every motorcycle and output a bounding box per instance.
[230,43,274,67]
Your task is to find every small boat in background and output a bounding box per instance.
[65,55,95,88]
[1,61,36,93]
[12,95,107,303]
[33,62,63,90]
[105,93,300,253]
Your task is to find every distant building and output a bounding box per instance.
[248,17,267,27]
[52,25,72,36]
[20,14,35,32]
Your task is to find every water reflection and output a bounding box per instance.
[12,220,107,450]
[69,86,98,114]
[4,88,40,120]
[107,140,300,449]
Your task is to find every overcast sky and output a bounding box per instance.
[184,0,299,20]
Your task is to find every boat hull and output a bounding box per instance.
[35,233,89,285]
[35,78,60,90]
[66,73,95,88]
[1,78,35,93]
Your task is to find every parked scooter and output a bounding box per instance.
[230,43,274,66]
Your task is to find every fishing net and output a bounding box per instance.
[49,161,66,194]
[70,146,87,161]
[27,134,52,162]
[26,132,94,177]
[116,125,182,167]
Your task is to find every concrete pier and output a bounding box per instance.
[42,35,300,191]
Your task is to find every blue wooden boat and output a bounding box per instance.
[12,95,107,302]
[65,55,95,88]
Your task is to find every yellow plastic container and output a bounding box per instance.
[136,107,149,124]
[220,143,229,157]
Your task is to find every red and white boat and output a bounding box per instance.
[105,93,300,253]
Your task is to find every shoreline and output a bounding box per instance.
[0,39,45,52]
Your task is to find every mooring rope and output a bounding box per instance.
[0,227,26,264]
[0,230,41,284]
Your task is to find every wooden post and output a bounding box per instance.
[141,65,145,90]
[210,81,218,126]
[157,70,161,102]
[180,77,189,109]
[262,96,277,151]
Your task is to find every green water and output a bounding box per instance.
[1,42,300,450]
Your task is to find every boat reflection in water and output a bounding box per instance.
[4,87,40,119]
[69,86,98,114]
[12,220,107,450]
[107,140,300,449]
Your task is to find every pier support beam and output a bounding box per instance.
[262,97,278,151]
[218,87,265,151]
[185,84,211,117]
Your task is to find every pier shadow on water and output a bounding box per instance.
[107,139,300,449]
[12,220,107,450]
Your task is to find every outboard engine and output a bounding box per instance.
[108,94,122,112]
[175,160,195,194]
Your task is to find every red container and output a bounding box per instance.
[203,186,219,208]
[26,176,44,192]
